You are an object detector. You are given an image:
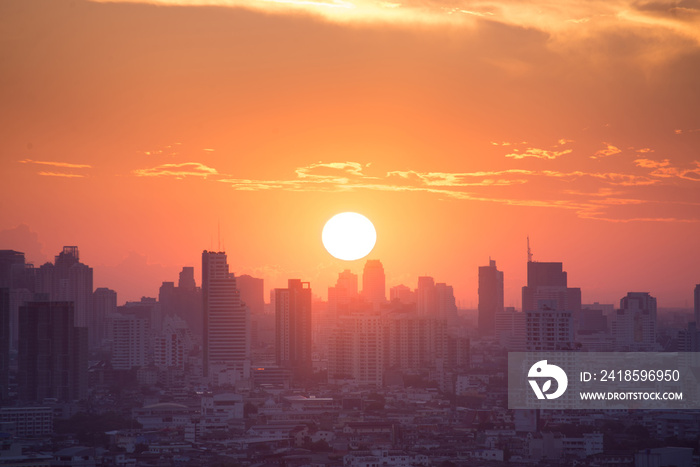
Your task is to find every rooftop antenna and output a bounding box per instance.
[527,236,533,263]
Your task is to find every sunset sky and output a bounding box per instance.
[1,0,699,308]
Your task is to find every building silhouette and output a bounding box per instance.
[202,251,250,380]
[362,260,386,310]
[523,261,578,351]
[35,247,94,347]
[695,284,700,325]
[328,312,383,387]
[111,312,148,370]
[0,288,8,402]
[275,279,312,382]
[0,250,35,352]
[18,300,87,402]
[93,288,117,351]
[611,292,657,351]
[478,259,503,336]
[159,267,203,338]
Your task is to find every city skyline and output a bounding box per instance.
[2,0,700,308]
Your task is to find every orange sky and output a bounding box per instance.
[1,0,699,307]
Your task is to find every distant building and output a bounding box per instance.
[523,261,577,351]
[111,313,148,370]
[611,292,657,352]
[0,288,8,402]
[1,250,36,352]
[329,313,383,387]
[159,267,202,337]
[275,279,312,382]
[18,300,87,402]
[35,247,94,341]
[92,287,117,351]
[478,259,504,336]
[362,260,386,310]
[202,251,250,380]
[695,284,700,325]
[495,307,526,350]
[389,284,414,305]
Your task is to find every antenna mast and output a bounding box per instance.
[527,236,533,263]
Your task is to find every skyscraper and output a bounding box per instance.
[18,300,87,402]
[159,266,202,337]
[695,284,700,325]
[611,292,657,351]
[362,260,386,310]
[35,247,94,346]
[275,279,312,381]
[202,251,250,379]
[478,259,504,336]
[522,261,578,351]
[0,288,9,402]
[93,288,117,351]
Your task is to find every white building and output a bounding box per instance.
[112,314,148,370]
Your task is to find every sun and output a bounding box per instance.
[322,212,377,261]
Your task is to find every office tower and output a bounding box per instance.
[237,275,264,316]
[328,313,383,387]
[611,292,657,352]
[362,260,386,310]
[390,284,414,304]
[416,276,436,315]
[328,269,359,318]
[337,269,358,298]
[478,259,504,336]
[159,266,203,337]
[202,251,250,379]
[695,284,700,325]
[111,313,148,370]
[522,261,581,314]
[495,307,526,350]
[18,300,87,402]
[35,247,94,346]
[0,288,8,402]
[92,288,117,351]
[383,310,448,371]
[522,261,577,351]
[154,316,190,370]
[275,279,312,381]
[435,282,458,321]
[678,322,700,352]
[0,250,35,352]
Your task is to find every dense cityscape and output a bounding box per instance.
[1,245,699,466]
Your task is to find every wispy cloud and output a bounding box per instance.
[591,142,622,159]
[38,172,87,178]
[19,159,92,169]
[132,162,219,179]
[505,148,573,160]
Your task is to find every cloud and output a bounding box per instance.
[591,143,622,159]
[19,159,92,169]
[132,162,219,179]
[505,148,573,160]
[38,172,87,178]
[635,158,670,168]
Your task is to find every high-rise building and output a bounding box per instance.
[695,284,700,325]
[237,275,264,316]
[35,247,94,346]
[0,288,9,402]
[478,259,504,336]
[111,313,148,370]
[362,260,386,310]
[202,251,250,379]
[159,266,202,337]
[275,279,312,381]
[93,288,117,351]
[18,300,87,402]
[611,292,657,352]
[389,284,414,304]
[337,270,358,298]
[0,250,35,352]
[522,261,577,351]
[416,276,436,315]
[328,313,383,387]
